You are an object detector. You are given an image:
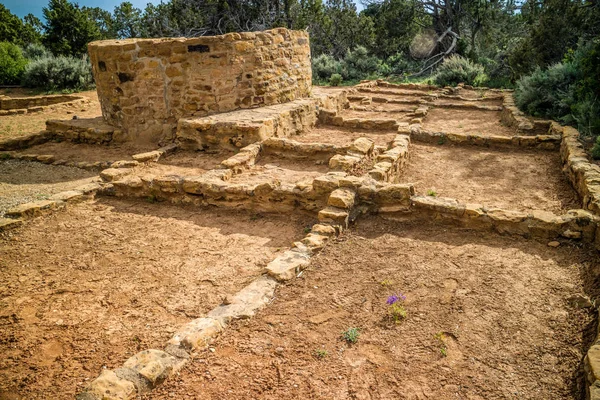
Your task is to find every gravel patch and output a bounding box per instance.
[0,160,98,217]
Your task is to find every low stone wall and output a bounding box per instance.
[559,123,600,215]
[368,133,410,182]
[262,137,348,161]
[400,195,599,246]
[46,117,124,144]
[0,94,84,111]
[88,28,312,144]
[501,93,551,135]
[176,90,346,151]
[409,123,561,150]
[176,98,318,151]
[0,130,55,151]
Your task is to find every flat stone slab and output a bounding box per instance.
[318,206,349,227]
[0,218,22,231]
[265,250,311,281]
[328,188,356,209]
[101,168,133,182]
[207,276,277,323]
[5,200,63,219]
[168,317,223,350]
[49,190,85,203]
[78,369,136,400]
[123,349,181,389]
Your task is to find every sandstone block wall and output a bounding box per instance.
[0,94,83,110]
[88,28,312,144]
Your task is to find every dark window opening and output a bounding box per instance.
[98,61,106,71]
[188,44,210,53]
[117,72,134,83]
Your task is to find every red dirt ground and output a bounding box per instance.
[399,143,580,213]
[0,198,314,399]
[146,217,598,400]
[423,108,517,136]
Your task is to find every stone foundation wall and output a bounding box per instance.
[0,94,83,111]
[559,123,600,215]
[88,28,312,144]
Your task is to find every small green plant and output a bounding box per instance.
[437,136,446,145]
[303,226,311,234]
[434,332,447,357]
[386,294,407,323]
[146,194,158,203]
[35,193,49,200]
[381,279,393,286]
[249,213,263,221]
[341,327,360,344]
[591,136,600,160]
[329,73,343,86]
[427,189,437,197]
[314,349,328,359]
[0,153,11,160]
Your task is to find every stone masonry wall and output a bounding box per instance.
[88,28,312,144]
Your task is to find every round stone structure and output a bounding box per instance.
[88,28,312,144]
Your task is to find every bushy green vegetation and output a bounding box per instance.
[22,43,52,60]
[515,39,600,141]
[433,55,487,87]
[329,73,343,86]
[21,54,94,91]
[0,42,28,85]
[592,137,600,160]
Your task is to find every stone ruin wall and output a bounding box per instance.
[87,28,312,145]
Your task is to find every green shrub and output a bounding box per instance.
[0,42,27,85]
[341,46,382,80]
[384,51,419,76]
[23,43,52,60]
[329,73,343,86]
[312,53,341,81]
[433,55,488,87]
[514,63,578,118]
[478,54,514,89]
[514,39,599,150]
[592,136,600,160]
[21,55,94,91]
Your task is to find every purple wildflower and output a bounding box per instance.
[386,293,406,305]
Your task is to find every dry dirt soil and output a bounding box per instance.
[10,141,155,163]
[423,108,517,136]
[400,143,580,213]
[0,91,101,140]
[0,198,314,399]
[146,217,598,400]
[0,160,98,217]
